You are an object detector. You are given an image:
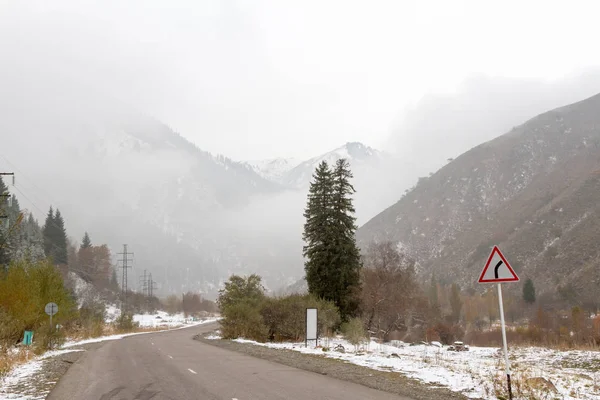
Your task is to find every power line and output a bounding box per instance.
[118,244,133,312]
[0,154,57,209]
[1,173,15,234]
[148,272,157,298]
[139,269,148,297]
[0,156,95,249]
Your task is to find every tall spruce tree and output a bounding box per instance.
[330,158,362,319]
[53,209,68,265]
[42,206,55,258]
[81,232,92,249]
[428,273,441,319]
[449,283,463,323]
[302,159,361,321]
[303,161,334,299]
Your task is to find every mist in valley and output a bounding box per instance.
[2,1,600,296]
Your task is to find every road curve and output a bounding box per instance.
[47,322,412,400]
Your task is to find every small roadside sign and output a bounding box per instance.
[305,308,318,348]
[478,246,519,283]
[45,302,58,350]
[45,302,58,316]
[477,245,518,400]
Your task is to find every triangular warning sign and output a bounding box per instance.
[478,246,519,283]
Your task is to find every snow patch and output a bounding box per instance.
[220,336,600,400]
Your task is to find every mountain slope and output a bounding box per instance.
[357,93,600,307]
[244,158,301,183]
[282,142,387,188]
[1,98,293,295]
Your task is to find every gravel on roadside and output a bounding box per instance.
[194,333,474,400]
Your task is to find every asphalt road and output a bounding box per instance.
[47,322,412,400]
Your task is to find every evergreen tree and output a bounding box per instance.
[303,161,334,299]
[42,206,55,258]
[11,213,44,262]
[0,177,9,266]
[302,159,361,321]
[449,283,463,323]
[523,278,536,304]
[110,267,119,291]
[429,273,439,307]
[428,273,441,320]
[53,209,68,265]
[81,232,92,249]
[0,188,24,266]
[330,158,362,319]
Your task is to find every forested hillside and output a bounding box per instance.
[357,93,600,309]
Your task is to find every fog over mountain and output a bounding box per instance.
[5,68,600,298]
[389,70,600,181]
[3,1,600,298]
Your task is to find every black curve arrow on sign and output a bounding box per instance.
[494,261,503,279]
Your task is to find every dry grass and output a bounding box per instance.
[0,347,34,379]
[467,328,600,352]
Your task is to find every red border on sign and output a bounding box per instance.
[478,245,519,283]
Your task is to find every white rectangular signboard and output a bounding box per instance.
[306,308,318,346]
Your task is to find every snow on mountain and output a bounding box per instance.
[244,158,301,183]
[357,92,600,302]
[282,142,387,188]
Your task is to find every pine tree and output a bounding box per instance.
[303,161,334,299]
[427,273,441,322]
[429,273,439,309]
[523,278,536,304]
[0,177,9,266]
[330,158,362,319]
[110,267,119,291]
[11,212,44,262]
[53,209,68,265]
[302,159,362,321]
[81,232,92,249]
[449,283,463,323]
[42,206,55,258]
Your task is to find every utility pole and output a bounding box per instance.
[117,244,134,313]
[148,272,158,298]
[139,269,148,297]
[148,273,158,312]
[0,173,14,230]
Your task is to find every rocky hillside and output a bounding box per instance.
[357,93,600,307]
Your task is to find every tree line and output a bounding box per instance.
[218,159,600,348]
[0,176,129,353]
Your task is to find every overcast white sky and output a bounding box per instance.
[2,0,600,160]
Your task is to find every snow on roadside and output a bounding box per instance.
[103,305,204,329]
[207,332,600,400]
[132,311,197,328]
[104,304,120,323]
[0,349,83,400]
[63,316,220,347]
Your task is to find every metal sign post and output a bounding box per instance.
[478,246,519,400]
[45,302,58,349]
[497,283,512,397]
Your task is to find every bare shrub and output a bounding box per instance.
[341,317,368,350]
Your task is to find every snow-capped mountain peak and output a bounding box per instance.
[244,158,301,182]
[243,142,385,188]
[283,142,386,188]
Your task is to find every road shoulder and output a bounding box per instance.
[194,333,470,400]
